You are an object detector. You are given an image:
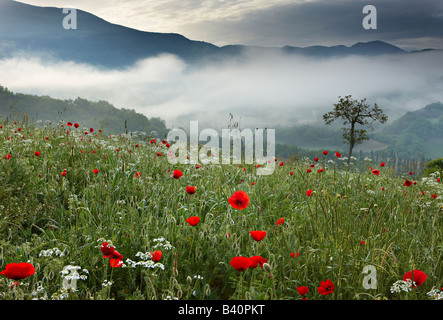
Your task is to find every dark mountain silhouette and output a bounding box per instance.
[0,0,421,69]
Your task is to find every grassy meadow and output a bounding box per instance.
[0,119,442,300]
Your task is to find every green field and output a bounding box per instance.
[0,120,442,300]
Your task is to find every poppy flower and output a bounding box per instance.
[109,258,123,268]
[150,250,162,262]
[250,230,267,242]
[290,252,300,258]
[290,172,294,175]
[186,216,201,226]
[150,139,156,144]
[306,190,313,196]
[317,279,335,295]
[248,256,267,269]
[275,217,284,225]
[297,286,309,296]
[431,194,437,199]
[372,169,380,176]
[186,186,196,194]
[314,157,319,162]
[230,256,252,271]
[335,152,341,158]
[61,171,67,176]
[380,162,385,167]
[35,151,40,157]
[172,169,183,179]
[74,123,79,128]
[404,180,413,187]
[67,122,73,126]
[93,168,99,174]
[323,150,328,155]
[100,242,115,257]
[307,169,312,173]
[403,269,427,288]
[228,190,250,210]
[279,162,284,166]
[195,164,201,169]
[157,152,162,157]
[409,171,413,175]
[1,262,35,280]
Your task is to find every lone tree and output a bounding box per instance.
[323,95,388,165]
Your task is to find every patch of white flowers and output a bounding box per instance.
[390,279,414,293]
[153,237,173,250]
[38,247,65,258]
[124,252,165,270]
[427,288,443,300]
[102,279,113,288]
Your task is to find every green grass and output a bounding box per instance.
[0,119,442,300]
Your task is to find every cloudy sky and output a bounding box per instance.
[15,0,443,50]
[2,0,443,129]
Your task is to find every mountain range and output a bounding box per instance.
[0,0,434,69]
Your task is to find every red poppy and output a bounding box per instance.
[290,172,294,175]
[360,241,366,246]
[100,242,115,257]
[431,194,437,199]
[297,286,309,296]
[172,169,183,179]
[74,123,79,128]
[228,190,250,210]
[275,217,284,225]
[250,230,267,241]
[157,152,162,157]
[134,172,141,178]
[109,258,123,268]
[335,152,341,158]
[403,269,427,288]
[150,250,162,262]
[409,171,413,175]
[35,151,40,157]
[279,162,284,166]
[290,252,300,258]
[186,186,196,194]
[61,171,67,176]
[372,169,380,176]
[404,180,413,187]
[314,157,319,162]
[67,122,73,126]
[248,256,267,269]
[307,169,312,173]
[150,139,156,144]
[230,256,252,271]
[195,164,201,169]
[93,168,99,174]
[1,262,35,280]
[306,190,313,196]
[186,216,201,226]
[4,154,11,160]
[380,162,385,167]
[90,128,94,133]
[317,279,335,295]
[323,150,328,155]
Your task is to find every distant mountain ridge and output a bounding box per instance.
[0,0,431,69]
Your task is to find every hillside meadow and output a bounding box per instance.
[0,119,442,300]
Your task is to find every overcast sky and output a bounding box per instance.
[14,0,443,50]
